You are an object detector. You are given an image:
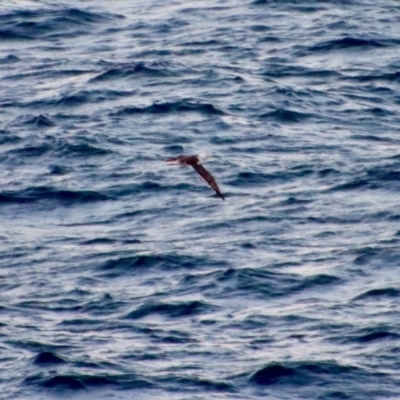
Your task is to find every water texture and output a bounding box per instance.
[1,0,400,399]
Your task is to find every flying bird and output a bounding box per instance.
[166,154,225,200]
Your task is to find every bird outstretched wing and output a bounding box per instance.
[192,164,225,200]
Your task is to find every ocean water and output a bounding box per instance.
[1,0,400,399]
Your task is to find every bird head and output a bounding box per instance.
[198,154,213,163]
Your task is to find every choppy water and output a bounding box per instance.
[1,0,400,399]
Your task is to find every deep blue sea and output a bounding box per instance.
[1,0,400,399]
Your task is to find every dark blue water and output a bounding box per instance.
[1,1,400,399]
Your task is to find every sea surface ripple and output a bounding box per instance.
[1,1,400,399]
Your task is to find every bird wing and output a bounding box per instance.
[192,164,225,200]
[166,155,184,163]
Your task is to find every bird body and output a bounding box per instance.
[166,154,225,200]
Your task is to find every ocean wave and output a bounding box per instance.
[90,61,176,82]
[250,360,362,386]
[25,373,152,390]
[114,100,225,116]
[18,88,134,109]
[7,144,51,158]
[326,179,369,192]
[0,7,123,41]
[1,68,92,84]
[0,54,19,64]
[123,300,217,319]
[55,141,111,157]
[366,165,400,182]
[343,71,400,82]
[34,351,66,365]
[215,268,339,299]
[23,114,56,127]
[357,330,400,343]
[353,287,400,301]
[157,374,233,392]
[330,325,400,345]
[325,161,400,192]
[262,64,339,78]
[99,253,214,276]
[229,167,313,187]
[0,131,21,145]
[350,134,396,142]
[48,165,71,175]
[310,37,391,53]
[0,186,108,204]
[259,108,311,123]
